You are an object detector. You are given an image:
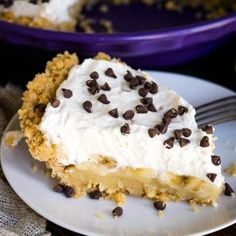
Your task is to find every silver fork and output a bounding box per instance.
[195,95,236,127]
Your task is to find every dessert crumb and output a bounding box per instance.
[96,212,104,219]
[224,163,236,177]
[4,130,23,147]
[157,210,164,217]
[31,164,39,173]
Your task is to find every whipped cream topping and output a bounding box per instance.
[39,58,224,188]
[3,0,78,24]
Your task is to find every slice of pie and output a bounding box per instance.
[18,51,224,206]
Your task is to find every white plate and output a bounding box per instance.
[1,71,236,236]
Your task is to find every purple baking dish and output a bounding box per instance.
[0,4,236,68]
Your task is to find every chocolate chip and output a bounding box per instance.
[161,117,171,127]
[98,94,110,104]
[136,105,148,113]
[200,136,209,147]
[100,82,111,91]
[140,97,153,105]
[123,110,134,120]
[88,189,102,199]
[90,71,99,80]
[53,184,64,193]
[109,108,119,118]
[164,108,178,119]
[129,77,139,89]
[62,88,73,98]
[153,201,166,211]
[138,88,148,97]
[112,206,123,217]
[224,183,234,196]
[34,103,46,113]
[124,70,133,82]
[88,86,100,95]
[148,128,157,138]
[147,103,157,112]
[155,124,167,134]
[149,82,158,94]
[105,68,116,78]
[120,123,130,135]
[164,137,175,149]
[179,138,190,147]
[86,79,98,87]
[211,155,221,166]
[174,129,183,140]
[64,186,75,198]
[182,128,192,137]
[144,81,152,89]
[202,125,213,134]
[51,99,60,108]
[178,106,188,116]
[207,173,217,182]
[83,101,92,113]
[136,75,146,85]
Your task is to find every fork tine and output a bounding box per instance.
[196,96,236,114]
[195,95,236,127]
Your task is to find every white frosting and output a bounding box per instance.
[39,58,224,188]
[3,0,78,24]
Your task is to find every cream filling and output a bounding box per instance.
[39,58,224,188]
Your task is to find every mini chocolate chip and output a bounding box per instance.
[179,138,190,147]
[144,81,152,89]
[136,105,148,113]
[98,94,110,104]
[53,184,64,193]
[164,137,175,149]
[123,110,134,120]
[200,136,209,147]
[136,75,146,85]
[207,173,217,182]
[164,108,178,119]
[124,70,133,82]
[149,82,158,94]
[109,108,119,118]
[211,155,221,166]
[178,106,188,116]
[100,82,111,91]
[86,79,98,87]
[129,77,140,89]
[51,99,60,108]
[140,97,153,105]
[224,183,234,196]
[88,189,102,199]
[105,68,116,78]
[153,201,166,211]
[147,103,157,112]
[182,128,192,137]
[62,88,73,98]
[174,129,183,140]
[83,101,92,113]
[202,125,213,134]
[64,186,75,198]
[161,117,171,127]
[90,71,99,80]
[88,86,100,95]
[138,88,148,97]
[155,124,167,134]
[112,206,123,217]
[120,123,130,135]
[148,128,157,138]
[34,103,46,113]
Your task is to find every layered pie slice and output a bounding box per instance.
[18,51,224,206]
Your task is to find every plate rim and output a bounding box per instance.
[1,71,236,236]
